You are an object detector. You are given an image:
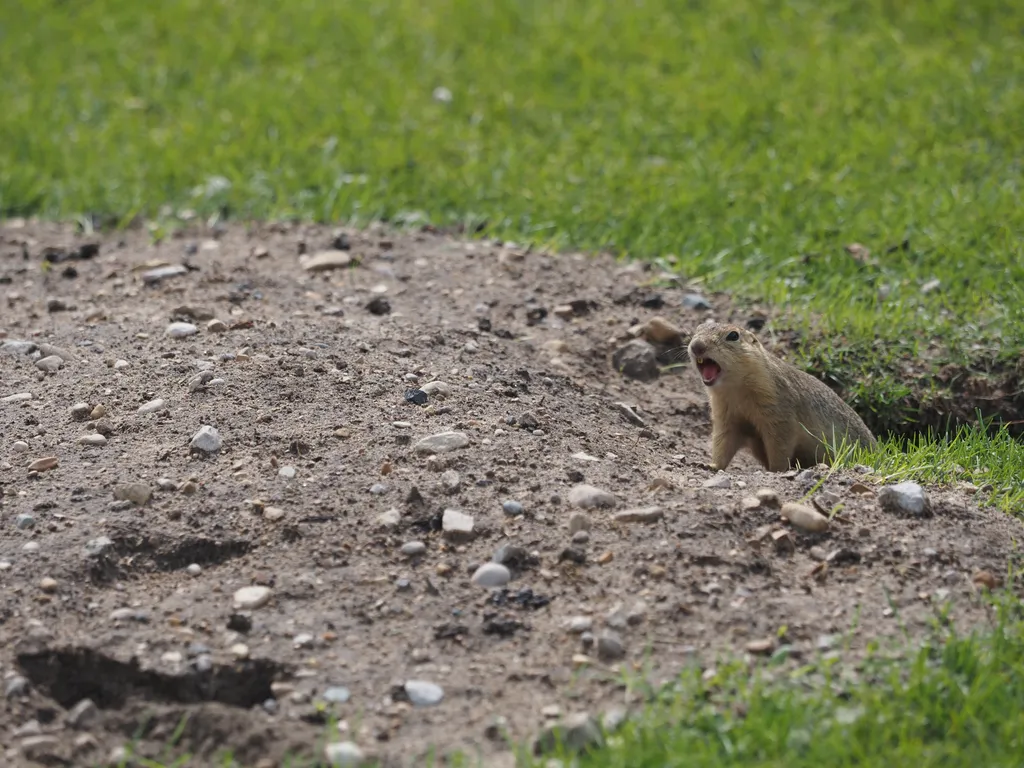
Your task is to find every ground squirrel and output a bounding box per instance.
[687,321,876,471]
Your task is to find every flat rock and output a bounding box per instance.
[420,380,451,399]
[233,586,272,610]
[703,472,733,489]
[138,398,167,414]
[113,483,152,506]
[28,457,58,472]
[78,433,107,446]
[471,562,511,588]
[613,506,662,523]
[35,355,64,372]
[414,431,469,454]
[141,265,188,284]
[442,509,474,541]
[304,250,357,272]
[781,502,829,533]
[568,484,617,509]
[404,680,444,707]
[166,322,199,338]
[878,482,932,516]
[324,741,366,767]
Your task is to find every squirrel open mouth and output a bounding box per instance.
[695,357,721,386]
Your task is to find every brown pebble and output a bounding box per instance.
[39,577,58,593]
[781,502,829,533]
[28,457,58,472]
[745,638,774,655]
[972,570,1001,590]
[755,488,780,508]
[597,551,614,565]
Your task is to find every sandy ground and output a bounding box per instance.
[1,219,1021,768]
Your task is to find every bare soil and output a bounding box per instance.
[1,219,1022,768]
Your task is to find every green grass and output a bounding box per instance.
[6,1,1024,764]
[2,0,1023,428]
[529,591,1024,768]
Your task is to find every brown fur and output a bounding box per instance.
[687,321,876,471]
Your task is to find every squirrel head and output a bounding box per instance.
[686,321,764,389]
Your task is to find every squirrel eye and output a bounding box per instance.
[725,331,740,341]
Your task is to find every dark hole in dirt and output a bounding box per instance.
[17,647,287,711]
[89,532,253,584]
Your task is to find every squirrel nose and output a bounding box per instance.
[689,340,706,359]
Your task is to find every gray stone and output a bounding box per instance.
[471,562,511,588]
[278,465,297,479]
[189,425,222,454]
[611,339,659,382]
[2,392,33,403]
[113,483,152,506]
[703,472,733,489]
[321,686,351,704]
[440,470,461,492]
[492,544,529,567]
[420,380,451,399]
[1,340,36,356]
[5,675,29,698]
[66,698,98,728]
[568,484,617,509]
[78,433,107,446]
[442,509,474,541]
[613,506,663,524]
[682,293,713,310]
[568,512,591,533]
[15,514,35,530]
[414,431,469,454]
[534,712,605,755]
[404,680,444,707]
[141,265,187,284]
[84,536,114,557]
[401,541,426,557]
[137,398,166,414]
[795,468,817,483]
[324,741,366,767]
[571,530,590,544]
[597,629,626,661]
[566,616,593,634]
[35,355,64,372]
[70,403,91,421]
[878,482,932,517]
[377,508,401,529]
[166,322,199,338]
[233,585,272,610]
[502,500,524,516]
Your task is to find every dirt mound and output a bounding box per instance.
[1,220,1021,767]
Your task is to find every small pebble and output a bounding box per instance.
[321,686,351,704]
[39,577,58,593]
[233,585,272,610]
[567,484,617,509]
[703,472,732,489]
[78,434,107,446]
[137,398,166,415]
[404,680,444,707]
[401,541,427,557]
[166,322,199,338]
[15,514,35,530]
[28,457,58,472]
[414,431,469,454]
[324,741,365,767]
[35,355,64,372]
[186,564,202,577]
[12,440,29,453]
[502,500,524,516]
[471,562,511,588]
[878,482,932,517]
[190,425,222,454]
